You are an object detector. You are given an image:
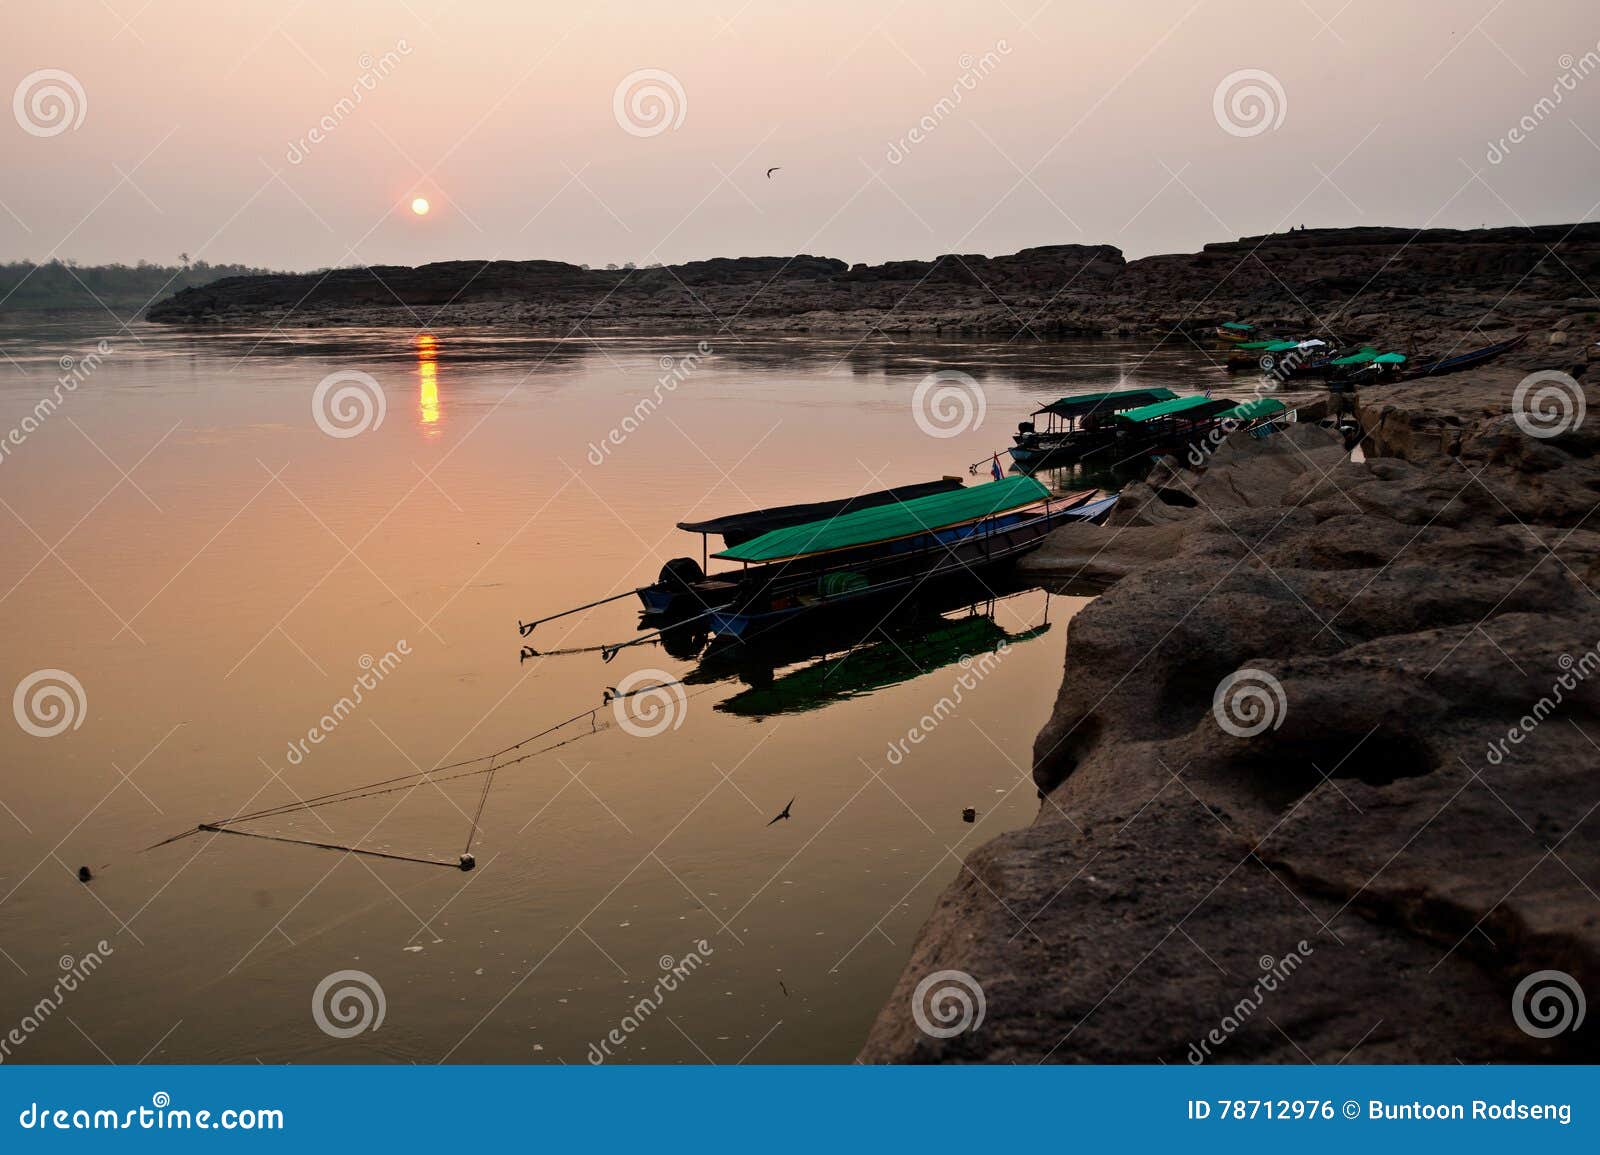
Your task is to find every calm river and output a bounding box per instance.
[0,318,1232,1062]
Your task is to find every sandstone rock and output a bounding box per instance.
[861,363,1600,1064]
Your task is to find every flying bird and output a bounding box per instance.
[766,166,782,179]
[767,797,794,825]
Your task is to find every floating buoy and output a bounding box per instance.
[458,854,476,872]
[961,807,976,824]
[78,865,93,882]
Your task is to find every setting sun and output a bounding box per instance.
[410,197,430,216]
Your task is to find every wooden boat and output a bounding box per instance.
[1215,321,1257,343]
[676,478,963,548]
[1401,333,1528,380]
[1326,350,1407,390]
[1009,387,1178,469]
[1078,394,1241,467]
[639,478,965,615]
[694,478,1114,639]
[1269,344,1378,379]
[1226,338,1327,373]
[680,577,1045,686]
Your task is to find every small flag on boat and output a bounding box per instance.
[1204,387,1212,398]
[990,454,1004,481]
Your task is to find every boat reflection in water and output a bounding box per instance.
[416,333,441,433]
[649,574,1055,719]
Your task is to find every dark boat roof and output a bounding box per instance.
[1033,388,1177,419]
[678,478,965,545]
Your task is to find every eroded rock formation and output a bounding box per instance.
[860,368,1600,1063]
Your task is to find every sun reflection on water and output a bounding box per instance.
[416,333,440,434]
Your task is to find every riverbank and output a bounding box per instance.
[144,225,1600,361]
[860,361,1600,1062]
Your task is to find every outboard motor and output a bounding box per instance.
[658,557,704,591]
[1017,420,1035,435]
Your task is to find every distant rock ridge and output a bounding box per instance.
[145,224,1600,351]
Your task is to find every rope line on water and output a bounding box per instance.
[143,678,701,870]
[197,824,459,869]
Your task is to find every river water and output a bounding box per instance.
[0,318,1232,1063]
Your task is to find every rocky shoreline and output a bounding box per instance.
[146,224,1600,360]
[859,361,1600,1063]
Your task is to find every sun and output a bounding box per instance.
[411,197,430,216]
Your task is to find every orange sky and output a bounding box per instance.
[5,0,1598,270]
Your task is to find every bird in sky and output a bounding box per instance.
[766,166,782,179]
[767,797,794,825]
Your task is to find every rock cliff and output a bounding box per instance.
[146,226,1600,357]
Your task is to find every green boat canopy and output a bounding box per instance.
[1236,339,1282,350]
[1216,397,1288,422]
[1114,394,1238,425]
[1034,387,1177,419]
[714,475,1051,563]
[1372,352,1407,365]
[1221,322,1254,332]
[1327,347,1379,366]
[1261,340,1306,352]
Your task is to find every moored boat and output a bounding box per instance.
[1400,333,1528,380]
[1082,393,1240,466]
[1010,387,1178,469]
[639,477,966,615]
[695,477,1115,638]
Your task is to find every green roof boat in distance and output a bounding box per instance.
[1012,387,1182,469]
[1214,397,1288,422]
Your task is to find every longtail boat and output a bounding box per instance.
[1401,333,1528,380]
[1009,387,1178,468]
[695,477,1114,639]
[640,478,964,615]
[1226,338,1326,372]
[1215,321,1257,343]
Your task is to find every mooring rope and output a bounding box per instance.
[196,824,459,869]
[143,682,695,870]
[463,752,497,857]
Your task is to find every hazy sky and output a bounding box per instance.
[5,0,1599,271]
